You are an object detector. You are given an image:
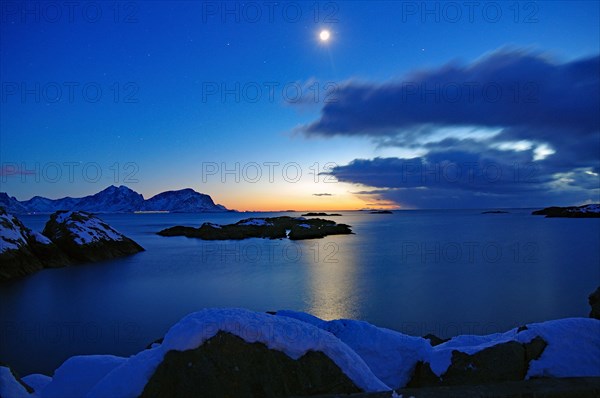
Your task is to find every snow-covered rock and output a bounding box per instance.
[0,208,31,254]
[42,211,144,263]
[276,312,600,389]
[0,208,60,281]
[0,365,32,398]
[42,355,126,398]
[277,310,432,389]
[21,373,52,397]
[237,218,274,226]
[47,308,389,397]
[9,309,599,397]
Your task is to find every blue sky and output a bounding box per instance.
[1,1,599,210]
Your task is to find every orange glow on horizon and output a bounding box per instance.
[216,192,401,212]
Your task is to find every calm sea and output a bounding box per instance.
[1,210,599,375]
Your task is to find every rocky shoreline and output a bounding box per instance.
[158,216,353,240]
[532,204,600,218]
[0,209,144,281]
[1,288,598,398]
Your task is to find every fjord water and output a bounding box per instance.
[1,210,599,375]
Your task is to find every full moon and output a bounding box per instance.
[319,30,331,42]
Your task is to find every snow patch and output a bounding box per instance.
[278,312,600,387]
[0,366,30,398]
[21,374,52,397]
[203,222,222,229]
[42,355,126,398]
[278,312,432,389]
[31,231,52,245]
[55,212,126,245]
[238,219,273,227]
[87,308,390,397]
[0,212,29,253]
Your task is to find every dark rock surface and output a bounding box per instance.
[43,211,144,263]
[1,209,143,281]
[532,204,600,218]
[396,377,600,398]
[140,331,361,398]
[408,337,547,388]
[158,216,353,241]
[0,362,34,394]
[589,287,600,320]
[0,208,58,281]
[311,377,600,398]
[423,334,450,347]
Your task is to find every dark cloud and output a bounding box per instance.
[301,50,599,138]
[327,150,599,208]
[312,193,333,196]
[302,49,599,208]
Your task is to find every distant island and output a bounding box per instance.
[370,210,393,214]
[0,185,228,214]
[302,212,342,216]
[532,204,600,218]
[482,210,509,214]
[158,216,353,240]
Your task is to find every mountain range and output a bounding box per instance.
[0,186,228,214]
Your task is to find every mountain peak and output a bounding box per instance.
[2,186,227,214]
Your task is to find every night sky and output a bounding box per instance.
[1,1,599,210]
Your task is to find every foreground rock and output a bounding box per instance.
[590,287,600,320]
[1,209,144,281]
[0,208,68,281]
[276,310,600,391]
[532,204,600,218]
[58,309,387,397]
[5,309,600,398]
[0,363,32,398]
[407,337,547,387]
[141,332,362,397]
[158,216,353,241]
[395,377,600,398]
[43,211,144,263]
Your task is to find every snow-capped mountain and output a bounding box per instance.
[0,193,28,214]
[75,185,145,213]
[0,186,228,214]
[21,196,81,213]
[142,188,226,212]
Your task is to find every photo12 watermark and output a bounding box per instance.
[1,162,140,184]
[398,240,539,265]
[201,81,339,104]
[400,1,539,24]
[199,1,339,24]
[0,1,140,24]
[1,82,140,104]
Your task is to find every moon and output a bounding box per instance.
[319,30,331,42]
